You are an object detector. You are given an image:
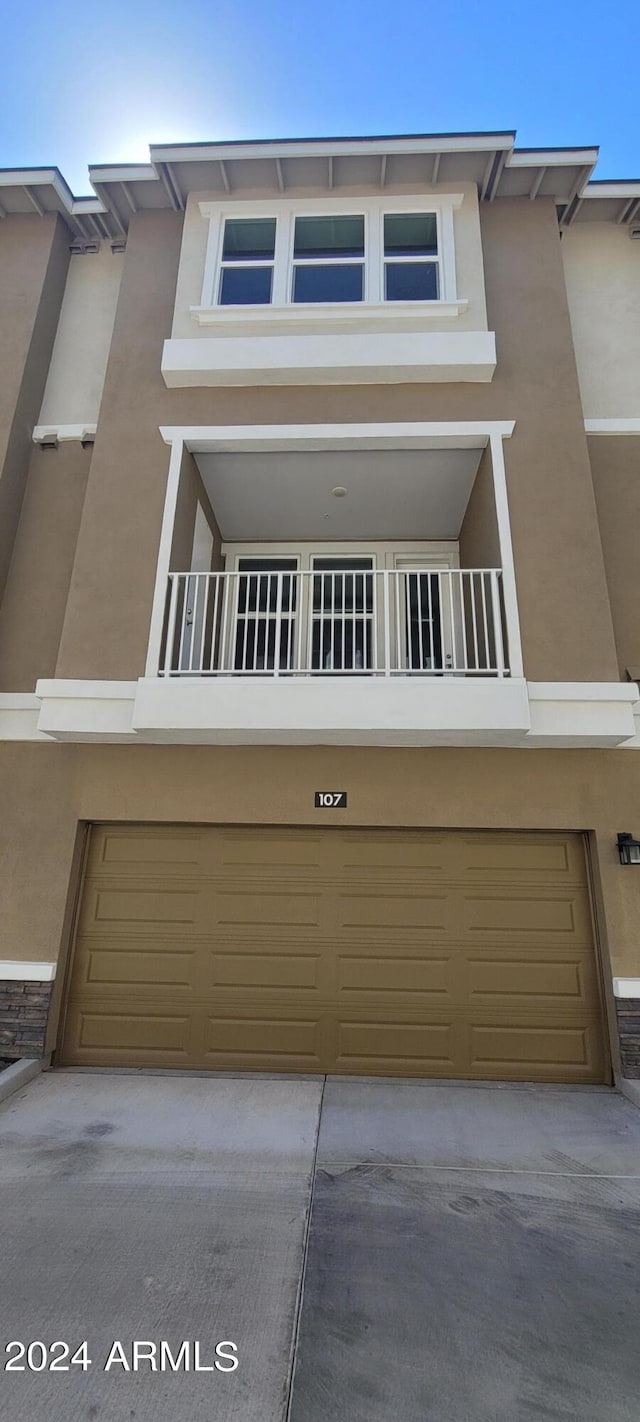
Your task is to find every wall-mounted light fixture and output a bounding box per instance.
[617,832,640,865]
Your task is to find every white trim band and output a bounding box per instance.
[0,961,56,982]
[33,424,97,444]
[585,419,640,436]
[2,676,638,747]
[159,420,516,450]
[161,330,497,389]
[613,979,640,998]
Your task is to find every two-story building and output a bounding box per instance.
[0,131,639,1092]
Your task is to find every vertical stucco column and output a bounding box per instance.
[0,214,70,606]
[55,210,184,681]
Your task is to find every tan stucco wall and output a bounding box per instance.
[562,223,640,420]
[38,243,124,427]
[171,182,490,338]
[55,211,185,679]
[458,445,500,569]
[588,435,640,678]
[170,449,223,573]
[0,215,70,606]
[53,197,619,686]
[0,745,638,1030]
[0,443,91,690]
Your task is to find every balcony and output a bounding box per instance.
[159,567,509,679]
[126,559,529,746]
[28,419,639,749]
[126,421,533,745]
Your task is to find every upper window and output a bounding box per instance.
[203,197,459,311]
[292,216,365,303]
[384,213,439,302]
[218,218,276,305]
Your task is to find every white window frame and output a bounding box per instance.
[223,541,459,570]
[197,194,463,316]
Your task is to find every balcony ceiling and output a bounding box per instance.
[194,448,482,541]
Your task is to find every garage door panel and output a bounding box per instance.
[70,1009,191,1056]
[213,889,322,929]
[470,1022,602,1073]
[336,1019,456,1072]
[82,947,195,989]
[215,829,326,872]
[467,953,599,1006]
[459,833,578,879]
[203,1012,323,1069]
[98,828,203,871]
[211,951,321,991]
[336,831,451,875]
[462,891,592,940]
[62,827,606,1083]
[338,954,449,996]
[337,892,449,932]
[82,886,199,930]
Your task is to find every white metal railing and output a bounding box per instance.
[160,568,509,678]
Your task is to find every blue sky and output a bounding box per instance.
[1,0,639,194]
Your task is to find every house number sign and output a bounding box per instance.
[314,791,347,808]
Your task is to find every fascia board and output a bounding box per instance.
[150,134,516,165]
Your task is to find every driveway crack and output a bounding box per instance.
[284,1074,326,1421]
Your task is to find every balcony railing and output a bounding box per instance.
[160,568,509,678]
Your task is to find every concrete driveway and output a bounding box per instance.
[1,1073,639,1421]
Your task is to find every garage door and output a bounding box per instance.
[61,825,606,1082]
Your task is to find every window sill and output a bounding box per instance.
[189,298,469,335]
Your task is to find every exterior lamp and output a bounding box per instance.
[617,832,640,865]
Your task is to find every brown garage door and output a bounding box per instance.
[60,825,607,1082]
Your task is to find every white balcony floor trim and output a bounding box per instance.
[3,677,632,747]
[132,675,530,746]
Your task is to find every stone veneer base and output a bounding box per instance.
[0,979,53,1059]
[615,998,640,1080]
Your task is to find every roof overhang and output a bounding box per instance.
[0,167,119,242]
[569,179,640,228]
[0,132,637,242]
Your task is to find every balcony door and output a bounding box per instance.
[310,557,374,673]
[393,555,457,674]
[404,571,443,671]
[233,558,298,673]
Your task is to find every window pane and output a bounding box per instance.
[313,558,373,571]
[294,215,364,259]
[385,262,439,302]
[293,263,363,303]
[222,218,276,261]
[237,559,298,572]
[237,561,297,613]
[312,572,373,614]
[220,265,273,305]
[384,213,437,257]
